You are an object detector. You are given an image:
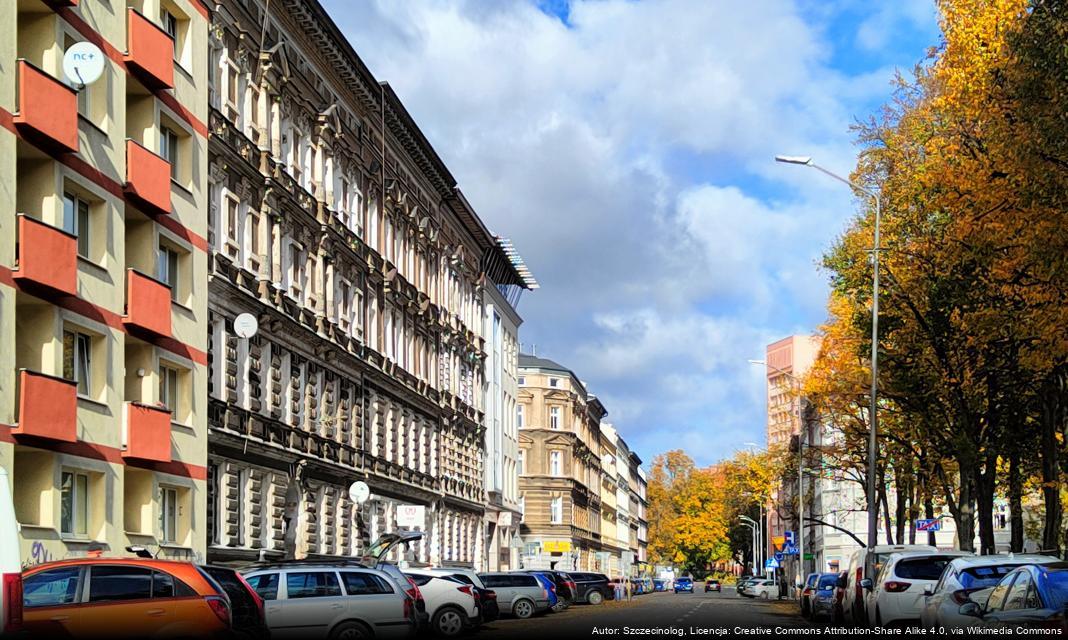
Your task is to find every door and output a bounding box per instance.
[69,565,169,638]
[270,571,347,639]
[22,566,84,636]
[339,571,407,628]
[986,573,1050,628]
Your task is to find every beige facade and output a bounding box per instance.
[2,0,211,564]
[517,355,605,571]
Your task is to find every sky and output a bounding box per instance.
[321,0,941,468]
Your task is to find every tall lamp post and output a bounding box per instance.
[775,155,881,555]
[739,516,759,575]
[750,358,808,588]
[743,442,767,575]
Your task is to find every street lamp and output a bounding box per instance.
[739,517,759,576]
[750,358,807,588]
[741,442,767,576]
[775,154,882,557]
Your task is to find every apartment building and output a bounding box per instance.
[482,238,536,570]
[517,355,605,571]
[636,466,649,566]
[1,0,211,561]
[204,0,493,566]
[597,423,625,576]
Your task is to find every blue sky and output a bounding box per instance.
[322,0,941,467]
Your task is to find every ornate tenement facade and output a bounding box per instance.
[517,355,606,571]
[2,0,212,562]
[205,0,494,566]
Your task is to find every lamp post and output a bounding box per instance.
[739,516,758,575]
[750,358,807,590]
[743,441,767,573]
[775,155,881,556]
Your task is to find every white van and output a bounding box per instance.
[842,544,936,625]
[0,468,23,633]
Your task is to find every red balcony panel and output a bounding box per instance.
[13,60,78,154]
[13,214,78,298]
[122,402,172,463]
[124,9,174,90]
[15,370,77,443]
[43,0,80,8]
[124,139,171,216]
[123,269,172,338]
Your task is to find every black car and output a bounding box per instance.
[568,572,616,605]
[198,565,271,639]
[441,571,500,622]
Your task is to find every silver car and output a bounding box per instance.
[243,563,416,639]
[478,572,551,618]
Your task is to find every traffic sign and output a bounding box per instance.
[916,518,941,532]
[782,543,798,556]
[774,552,784,563]
[784,531,796,545]
[765,557,780,569]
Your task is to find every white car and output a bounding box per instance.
[747,579,780,599]
[405,569,480,637]
[843,544,937,625]
[0,469,21,635]
[864,551,972,627]
[919,554,1060,629]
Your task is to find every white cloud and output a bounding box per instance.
[325,0,934,466]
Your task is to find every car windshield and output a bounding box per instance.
[1043,570,1068,608]
[817,575,838,589]
[896,556,956,581]
[959,565,1023,589]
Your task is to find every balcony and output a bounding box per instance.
[122,269,172,339]
[122,402,172,463]
[12,215,78,298]
[14,370,77,443]
[124,139,171,216]
[13,60,78,154]
[43,0,79,8]
[124,9,174,90]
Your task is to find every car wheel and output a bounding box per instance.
[330,621,373,640]
[587,590,604,605]
[433,606,466,637]
[761,591,769,600]
[513,598,536,619]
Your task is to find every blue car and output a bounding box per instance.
[962,562,1068,627]
[674,576,694,593]
[654,579,667,592]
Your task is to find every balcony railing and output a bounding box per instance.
[124,139,171,216]
[15,370,77,442]
[13,60,78,154]
[13,214,77,297]
[124,9,174,90]
[122,269,172,338]
[122,402,172,463]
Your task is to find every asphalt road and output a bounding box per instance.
[479,590,809,639]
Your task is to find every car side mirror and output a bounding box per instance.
[923,585,934,596]
[860,579,873,591]
[959,602,982,618]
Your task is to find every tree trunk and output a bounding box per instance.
[975,452,997,555]
[880,482,894,546]
[925,496,936,548]
[1009,450,1024,553]
[1041,378,1063,555]
[957,470,976,553]
[894,466,909,545]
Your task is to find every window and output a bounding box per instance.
[225,60,241,123]
[517,405,524,428]
[518,376,525,386]
[158,244,180,302]
[224,193,240,256]
[63,192,91,258]
[160,127,180,180]
[60,470,89,537]
[159,364,179,416]
[286,572,342,599]
[337,280,351,329]
[88,566,152,602]
[517,449,525,475]
[160,486,178,543]
[550,406,561,430]
[289,244,305,299]
[248,85,261,136]
[550,497,563,524]
[23,567,81,608]
[986,575,1015,611]
[1004,574,1033,611]
[288,128,303,183]
[248,211,263,269]
[550,450,562,476]
[340,572,393,595]
[245,573,279,600]
[160,10,178,58]
[62,330,92,396]
[549,377,560,388]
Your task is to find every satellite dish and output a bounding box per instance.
[348,481,370,504]
[63,42,106,87]
[234,313,259,339]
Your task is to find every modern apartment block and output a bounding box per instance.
[517,355,606,571]
[481,238,537,570]
[204,0,494,566]
[636,466,649,566]
[1,0,211,560]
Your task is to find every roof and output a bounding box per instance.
[519,354,592,402]
[485,236,539,290]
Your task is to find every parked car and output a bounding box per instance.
[527,572,559,610]
[704,578,722,593]
[568,572,615,605]
[959,563,1068,629]
[524,570,576,610]
[920,554,1059,629]
[199,565,271,639]
[863,550,972,627]
[404,570,480,637]
[0,468,22,636]
[736,577,758,596]
[673,576,694,593]
[478,572,551,618]
[800,572,820,618]
[747,579,780,600]
[810,573,841,621]
[832,571,849,623]
[359,531,429,629]
[242,562,416,639]
[843,544,937,625]
[427,568,498,622]
[654,579,667,592]
[22,557,260,639]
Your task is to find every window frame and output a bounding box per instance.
[60,469,90,538]
[62,191,91,259]
[62,328,94,398]
[159,485,178,544]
